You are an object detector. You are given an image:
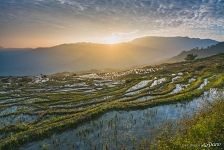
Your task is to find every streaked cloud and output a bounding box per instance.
[0,0,223,47]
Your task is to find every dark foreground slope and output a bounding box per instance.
[169,42,224,63]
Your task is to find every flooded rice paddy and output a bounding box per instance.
[20,88,223,150]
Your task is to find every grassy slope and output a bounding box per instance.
[155,99,224,150]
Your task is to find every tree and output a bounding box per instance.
[185,54,197,61]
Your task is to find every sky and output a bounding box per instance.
[0,0,224,48]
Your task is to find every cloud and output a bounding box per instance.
[0,0,224,47]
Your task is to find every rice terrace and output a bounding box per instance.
[0,53,224,149]
[1,0,224,150]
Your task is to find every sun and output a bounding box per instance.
[104,35,120,44]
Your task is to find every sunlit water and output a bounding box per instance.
[20,89,223,150]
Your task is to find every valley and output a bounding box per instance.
[0,54,224,149]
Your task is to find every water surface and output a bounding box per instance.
[20,89,223,150]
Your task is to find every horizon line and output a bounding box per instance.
[0,35,221,49]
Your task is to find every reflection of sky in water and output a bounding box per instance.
[0,105,34,115]
[20,89,223,150]
[0,114,38,128]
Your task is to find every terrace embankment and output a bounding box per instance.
[0,54,224,149]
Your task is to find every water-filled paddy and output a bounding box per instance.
[20,88,223,150]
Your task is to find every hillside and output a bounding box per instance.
[1,54,224,149]
[156,99,224,149]
[131,36,217,55]
[0,36,217,76]
[169,42,224,62]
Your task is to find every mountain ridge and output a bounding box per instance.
[0,36,218,76]
[169,42,224,63]
[0,36,218,50]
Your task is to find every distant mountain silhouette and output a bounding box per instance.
[169,42,224,62]
[131,36,217,56]
[0,36,218,76]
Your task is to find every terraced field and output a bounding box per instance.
[0,54,224,149]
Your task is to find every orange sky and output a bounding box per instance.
[0,0,223,48]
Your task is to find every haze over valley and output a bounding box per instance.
[0,0,224,149]
[0,36,219,76]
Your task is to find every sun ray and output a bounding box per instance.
[103,35,121,44]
